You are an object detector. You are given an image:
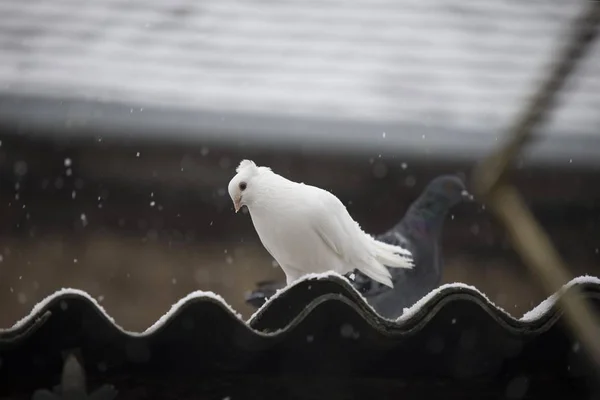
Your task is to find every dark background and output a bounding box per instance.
[0,112,598,330]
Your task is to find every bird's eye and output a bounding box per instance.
[239,182,247,191]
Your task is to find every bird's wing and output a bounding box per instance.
[260,237,278,260]
[308,188,363,261]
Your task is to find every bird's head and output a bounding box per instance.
[228,159,269,213]
[423,174,473,206]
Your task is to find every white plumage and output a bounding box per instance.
[227,160,414,288]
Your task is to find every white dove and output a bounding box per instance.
[227,159,414,288]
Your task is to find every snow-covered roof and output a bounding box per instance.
[4,276,599,397]
[1,0,599,162]
[4,274,600,335]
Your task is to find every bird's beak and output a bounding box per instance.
[461,189,475,202]
[233,196,242,213]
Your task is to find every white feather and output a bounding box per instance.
[228,160,414,288]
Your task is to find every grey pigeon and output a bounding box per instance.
[245,279,285,308]
[245,174,471,319]
[350,174,472,318]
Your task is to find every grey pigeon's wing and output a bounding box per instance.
[245,280,285,308]
[352,201,446,318]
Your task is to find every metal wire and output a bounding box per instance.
[471,0,600,367]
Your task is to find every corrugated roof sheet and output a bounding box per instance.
[1,275,600,399]
[1,0,598,138]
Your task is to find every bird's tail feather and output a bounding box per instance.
[370,237,414,269]
[356,259,394,288]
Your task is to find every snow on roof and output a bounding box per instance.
[520,275,600,322]
[143,289,245,334]
[397,281,512,322]
[4,275,599,335]
[3,287,246,337]
[1,0,598,139]
[4,287,121,332]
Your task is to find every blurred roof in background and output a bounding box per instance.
[0,0,599,164]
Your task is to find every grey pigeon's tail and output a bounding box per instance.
[352,174,470,317]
